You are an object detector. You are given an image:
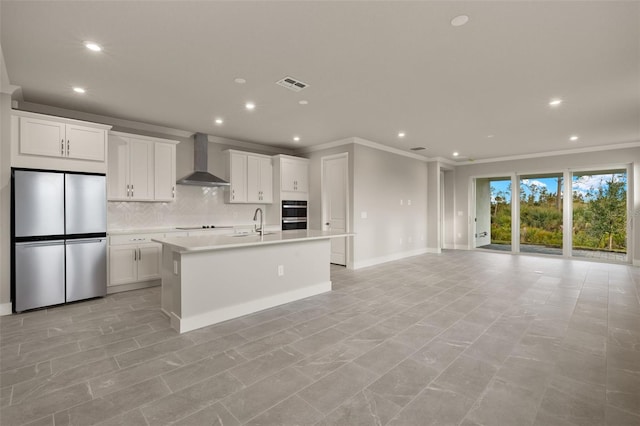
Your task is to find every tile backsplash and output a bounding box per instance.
[107,185,268,230]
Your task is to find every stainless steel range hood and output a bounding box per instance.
[177,133,230,187]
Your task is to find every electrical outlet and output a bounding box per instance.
[361,211,368,219]
[173,260,179,275]
[408,199,412,206]
[278,265,284,276]
[400,199,403,205]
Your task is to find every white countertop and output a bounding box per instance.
[108,224,278,236]
[152,229,353,253]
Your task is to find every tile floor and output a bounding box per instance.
[1,250,640,425]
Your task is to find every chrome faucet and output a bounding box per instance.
[253,208,264,236]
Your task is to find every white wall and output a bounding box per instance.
[453,147,640,263]
[351,143,428,268]
[304,139,429,269]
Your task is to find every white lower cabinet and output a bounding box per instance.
[108,233,163,290]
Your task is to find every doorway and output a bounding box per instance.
[475,177,512,251]
[321,153,349,266]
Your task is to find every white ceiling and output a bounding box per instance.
[1,1,638,161]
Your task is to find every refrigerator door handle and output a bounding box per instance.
[16,240,65,248]
[65,239,105,245]
[138,248,142,260]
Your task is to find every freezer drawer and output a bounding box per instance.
[66,238,107,302]
[15,241,65,312]
[14,170,65,238]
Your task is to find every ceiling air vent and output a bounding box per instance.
[276,76,309,92]
[410,147,427,151]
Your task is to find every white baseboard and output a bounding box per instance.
[442,243,455,250]
[455,244,471,250]
[107,280,160,294]
[173,281,332,333]
[425,247,441,254]
[353,248,429,269]
[633,258,640,267]
[0,303,12,316]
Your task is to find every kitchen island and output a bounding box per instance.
[152,230,353,333]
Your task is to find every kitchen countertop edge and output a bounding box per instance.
[152,230,354,253]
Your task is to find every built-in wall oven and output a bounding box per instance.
[282,200,308,230]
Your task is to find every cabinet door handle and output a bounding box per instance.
[172,186,175,198]
[126,184,130,197]
[134,249,137,261]
[61,139,64,155]
[138,248,142,260]
[67,140,70,156]
[131,185,134,198]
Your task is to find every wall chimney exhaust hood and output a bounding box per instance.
[177,133,230,187]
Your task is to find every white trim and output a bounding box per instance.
[172,282,331,333]
[298,136,429,162]
[107,280,159,294]
[456,141,640,165]
[210,135,294,155]
[443,243,455,249]
[297,137,356,153]
[0,303,12,316]
[431,156,458,166]
[110,131,179,145]
[353,248,429,269]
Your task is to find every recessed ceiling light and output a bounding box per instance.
[453,152,459,157]
[234,78,246,84]
[451,15,469,27]
[570,135,579,141]
[549,99,563,107]
[84,41,102,52]
[293,136,300,142]
[245,102,255,110]
[298,100,309,105]
[214,118,224,125]
[73,87,86,94]
[398,132,406,138]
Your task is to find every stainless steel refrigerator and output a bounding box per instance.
[12,169,107,312]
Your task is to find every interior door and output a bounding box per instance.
[322,155,348,265]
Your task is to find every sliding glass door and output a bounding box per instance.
[519,173,563,256]
[571,170,627,262]
[473,168,629,263]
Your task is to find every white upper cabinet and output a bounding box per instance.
[154,142,177,201]
[226,150,273,204]
[247,155,273,203]
[280,157,309,194]
[228,151,247,203]
[107,132,178,202]
[12,111,111,173]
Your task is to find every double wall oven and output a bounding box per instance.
[282,200,307,230]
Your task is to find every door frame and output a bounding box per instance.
[321,152,350,267]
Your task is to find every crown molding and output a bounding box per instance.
[297,136,429,162]
[455,141,640,165]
